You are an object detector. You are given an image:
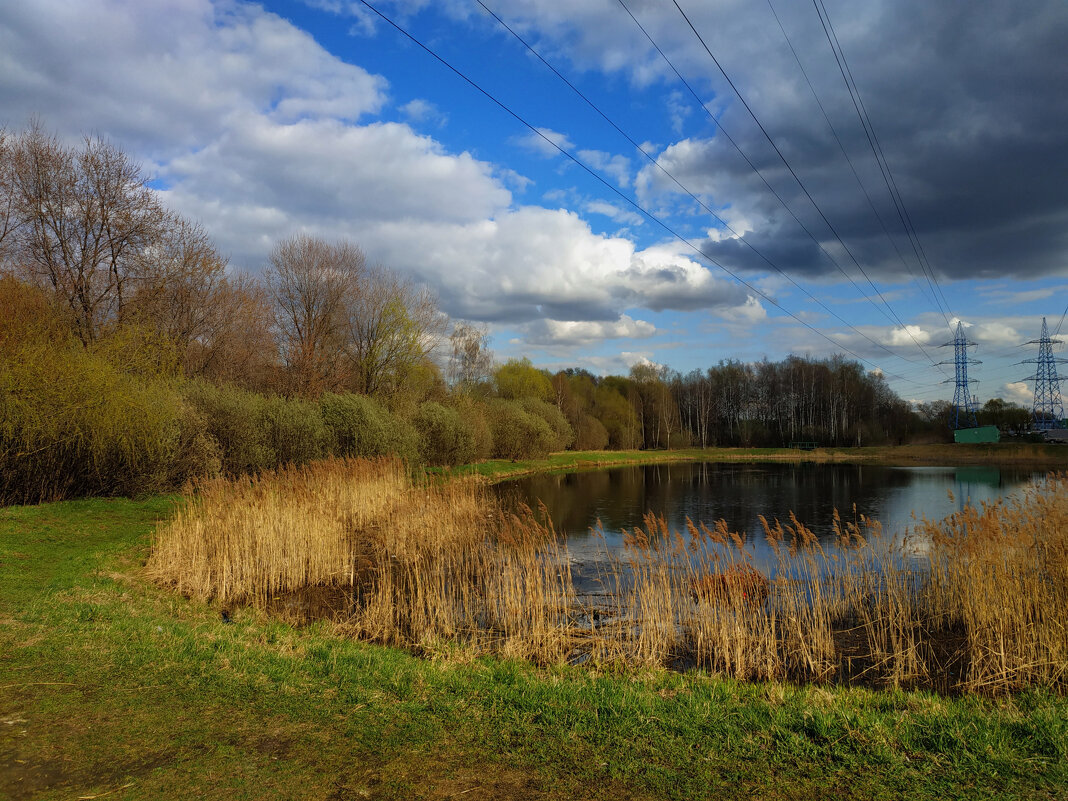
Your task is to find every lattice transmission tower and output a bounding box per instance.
[938,321,979,429]
[1021,317,1067,430]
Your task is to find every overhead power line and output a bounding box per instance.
[668,0,944,371]
[1054,301,1068,337]
[613,0,902,338]
[354,0,935,388]
[809,0,957,327]
[473,0,934,368]
[765,0,952,329]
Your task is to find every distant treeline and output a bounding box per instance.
[0,124,1031,504]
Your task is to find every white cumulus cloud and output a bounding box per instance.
[577,148,632,188]
[524,315,657,347]
[886,325,931,347]
[518,127,574,158]
[1003,382,1033,405]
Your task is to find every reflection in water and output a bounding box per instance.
[493,462,1042,575]
[953,465,1003,489]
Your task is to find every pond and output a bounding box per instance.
[492,462,1045,584]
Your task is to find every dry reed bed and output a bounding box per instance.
[148,457,409,607]
[148,459,1068,693]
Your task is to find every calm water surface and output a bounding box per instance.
[493,463,1044,577]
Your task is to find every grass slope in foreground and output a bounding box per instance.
[0,496,1065,799]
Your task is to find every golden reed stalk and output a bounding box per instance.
[148,460,1068,693]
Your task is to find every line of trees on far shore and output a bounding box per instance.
[0,124,1033,504]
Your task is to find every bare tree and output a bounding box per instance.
[265,234,363,396]
[7,123,166,344]
[264,234,447,398]
[344,267,448,397]
[127,217,226,348]
[447,320,493,390]
[127,220,277,382]
[0,129,16,265]
[193,272,277,389]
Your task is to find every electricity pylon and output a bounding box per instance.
[938,321,979,429]
[1021,317,1067,430]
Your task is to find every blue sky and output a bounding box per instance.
[2,0,1066,408]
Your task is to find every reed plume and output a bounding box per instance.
[149,460,1068,693]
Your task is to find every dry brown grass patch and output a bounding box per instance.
[148,459,1068,693]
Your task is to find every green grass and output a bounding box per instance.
[2,497,1066,800]
[438,449,701,481]
[438,443,1068,483]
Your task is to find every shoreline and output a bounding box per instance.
[445,442,1068,484]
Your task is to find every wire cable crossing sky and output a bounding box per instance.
[0,0,1064,407]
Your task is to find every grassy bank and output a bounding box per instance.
[3,485,1066,798]
[448,443,1068,483]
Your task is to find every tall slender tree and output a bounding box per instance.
[265,234,361,396]
[344,267,447,398]
[6,123,167,344]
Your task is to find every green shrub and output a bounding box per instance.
[517,397,574,452]
[0,336,185,504]
[183,383,334,473]
[168,401,222,487]
[467,405,494,461]
[668,430,692,450]
[573,413,609,451]
[182,381,274,475]
[184,386,418,474]
[413,402,476,466]
[260,394,329,467]
[0,279,231,502]
[593,385,641,449]
[449,396,493,461]
[319,392,419,463]
[493,358,553,401]
[485,399,556,461]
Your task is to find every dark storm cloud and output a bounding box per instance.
[647,0,1068,283]
[430,285,622,326]
[432,272,750,324]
